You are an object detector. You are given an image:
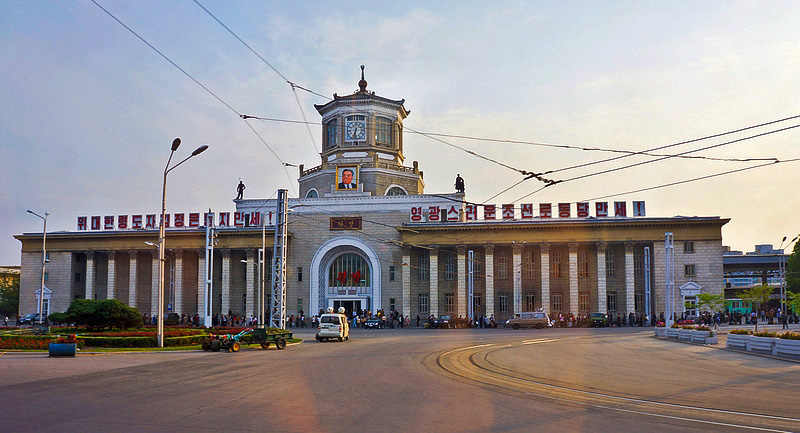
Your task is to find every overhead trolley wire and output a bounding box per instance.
[90,0,297,195]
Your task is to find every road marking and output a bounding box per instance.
[433,341,800,432]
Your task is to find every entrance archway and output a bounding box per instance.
[309,236,382,315]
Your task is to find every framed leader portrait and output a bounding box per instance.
[336,165,359,191]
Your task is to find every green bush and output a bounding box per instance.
[729,329,752,335]
[80,336,155,348]
[164,335,206,346]
[51,299,143,331]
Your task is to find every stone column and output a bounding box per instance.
[569,243,579,313]
[596,242,607,312]
[402,247,411,317]
[246,248,256,317]
[107,251,116,300]
[540,243,550,313]
[197,249,206,317]
[456,245,467,318]
[85,251,95,301]
[429,247,439,316]
[221,249,231,315]
[484,244,495,318]
[512,243,523,314]
[625,242,635,315]
[150,250,159,316]
[174,250,184,315]
[128,251,138,309]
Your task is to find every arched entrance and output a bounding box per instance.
[309,236,382,316]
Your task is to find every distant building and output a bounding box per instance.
[14,71,729,321]
[723,244,787,309]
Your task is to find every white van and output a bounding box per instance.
[504,311,551,329]
[315,312,350,342]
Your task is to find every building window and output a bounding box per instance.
[297,267,303,282]
[418,294,429,313]
[606,250,616,278]
[635,292,644,311]
[418,251,429,281]
[497,251,508,279]
[389,265,396,281]
[523,251,536,279]
[75,273,81,283]
[684,241,695,254]
[499,293,508,312]
[445,293,454,312]
[390,298,396,312]
[684,264,696,277]
[44,272,49,283]
[685,297,697,316]
[242,293,247,313]
[473,293,482,314]
[45,252,50,262]
[328,253,370,294]
[550,250,561,279]
[375,116,393,147]
[579,291,589,312]
[525,292,535,311]
[607,291,617,311]
[305,189,318,198]
[444,252,456,280]
[552,292,563,312]
[325,120,337,149]
[634,249,643,277]
[578,250,589,278]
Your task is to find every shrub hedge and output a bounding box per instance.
[729,329,752,335]
[0,335,86,350]
[778,332,800,340]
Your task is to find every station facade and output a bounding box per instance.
[15,72,728,323]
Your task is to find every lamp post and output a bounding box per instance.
[27,210,48,325]
[157,138,208,347]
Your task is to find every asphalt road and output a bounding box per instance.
[1,326,798,433]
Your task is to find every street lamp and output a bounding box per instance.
[27,209,48,325]
[157,138,208,347]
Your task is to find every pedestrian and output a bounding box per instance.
[781,313,789,330]
[416,314,420,327]
[3,316,7,326]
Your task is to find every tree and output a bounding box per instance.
[0,270,20,318]
[787,241,800,293]
[738,284,774,331]
[50,299,143,331]
[788,291,800,315]
[695,293,728,313]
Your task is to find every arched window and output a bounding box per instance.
[328,253,371,294]
[306,189,319,198]
[385,186,407,196]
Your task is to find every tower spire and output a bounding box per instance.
[358,65,367,92]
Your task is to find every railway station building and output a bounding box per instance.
[15,72,729,323]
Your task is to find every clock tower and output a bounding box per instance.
[298,66,424,198]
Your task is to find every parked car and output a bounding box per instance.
[430,315,452,329]
[19,313,42,325]
[504,311,551,329]
[363,317,383,329]
[587,313,610,328]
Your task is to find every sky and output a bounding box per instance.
[1,1,800,265]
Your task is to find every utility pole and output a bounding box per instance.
[270,189,288,329]
[203,211,217,327]
[665,232,674,327]
[644,246,651,322]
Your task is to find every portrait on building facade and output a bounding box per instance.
[336,165,359,190]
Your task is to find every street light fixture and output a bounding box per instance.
[27,209,48,325]
[157,138,208,347]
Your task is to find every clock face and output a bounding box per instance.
[345,120,366,141]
